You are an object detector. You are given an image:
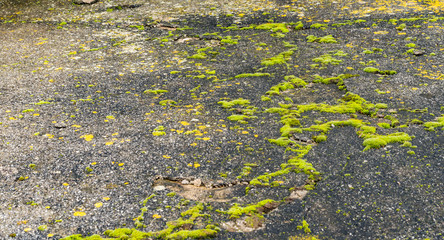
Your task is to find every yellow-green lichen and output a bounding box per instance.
[144,89,168,94]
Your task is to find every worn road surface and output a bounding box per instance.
[0,0,443,239]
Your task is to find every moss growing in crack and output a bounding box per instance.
[224,199,277,218]
[235,73,270,78]
[62,203,218,240]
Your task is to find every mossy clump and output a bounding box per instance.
[225,199,277,218]
[256,23,289,33]
[261,49,296,66]
[312,54,342,65]
[221,36,238,44]
[423,115,444,131]
[313,134,327,143]
[235,73,270,78]
[227,115,255,124]
[306,35,337,43]
[377,122,391,129]
[364,67,397,75]
[312,74,356,90]
[363,67,379,73]
[310,23,328,29]
[294,21,304,30]
[63,203,218,240]
[217,98,250,108]
[187,52,207,59]
[362,132,412,151]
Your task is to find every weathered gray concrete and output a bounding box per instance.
[1,0,443,239]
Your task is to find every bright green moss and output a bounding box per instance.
[310,23,328,29]
[364,67,396,75]
[364,67,380,73]
[280,124,302,137]
[235,73,270,78]
[265,107,290,115]
[256,23,289,33]
[261,49,296,66]
[294,21,304,30]
[165,229,218,239]
[423,115,444,130]
[313,134,327,143]
[285,75,307,87]
[217,98,250,108]
[307,35,337,43]
[221,36,238,44]
[362,132,412,151]
[261,95,272,101]
[268,137,294,147]
[225,199,277,218]
[227,114,254,124]
[187,52,207,59]
[378,122,391,129]
[312,54,342,65]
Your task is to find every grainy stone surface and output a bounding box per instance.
[0,0,443,239]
